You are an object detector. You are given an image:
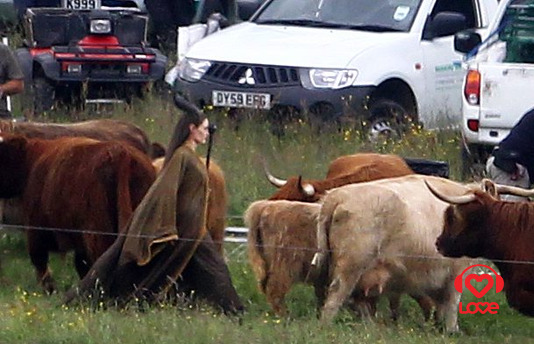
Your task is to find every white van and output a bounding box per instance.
[170,0,498,138]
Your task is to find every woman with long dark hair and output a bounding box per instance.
[65,103,243,314]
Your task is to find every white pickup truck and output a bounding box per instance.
[169,0,498,139]
[455,0,534,178]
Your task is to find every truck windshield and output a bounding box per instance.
[254,0,422,32]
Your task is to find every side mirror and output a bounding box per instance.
[423,11,468,40]
[454,29,482,54]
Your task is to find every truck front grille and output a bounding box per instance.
[204,63,300,87]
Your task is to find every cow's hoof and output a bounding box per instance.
[41,275,57,295]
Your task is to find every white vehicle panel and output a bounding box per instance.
[479,63,534,129]
[186,23,402,69]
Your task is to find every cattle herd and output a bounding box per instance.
[1,117,534,332]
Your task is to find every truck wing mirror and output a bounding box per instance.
[423,11,468,40]
[454,29,482,54]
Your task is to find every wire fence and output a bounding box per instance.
[0,222,250,262]
[1,222,533,269]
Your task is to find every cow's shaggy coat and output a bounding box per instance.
[267,153,414,202]
[0,118,165,158]
[434,188,534,316]
[315,175,474,332]
[245,200,323,314]
[0,134,156,293]
[249,154,435,318]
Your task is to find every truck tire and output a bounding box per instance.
[33,77,55,116]
[367,99,411,141]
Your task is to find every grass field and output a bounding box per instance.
[1,91,534,343]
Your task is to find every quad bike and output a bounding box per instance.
[15,2,167,116]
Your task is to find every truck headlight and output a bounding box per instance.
[300,69,358,89]
[90,19,112,34]
[178,58,212,82]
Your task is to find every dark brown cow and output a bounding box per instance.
[0,119,165,158]
[428,182,534,317]
[0,118,165,226]
[152,156,228,256]
[0,134,156,293]
[266,153,415,201]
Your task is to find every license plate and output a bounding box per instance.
[212,91,271,110]
[62,0,101,9]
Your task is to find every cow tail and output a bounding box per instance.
[313,198,337,277]
[116,149,134,233]
[244,201,268,293]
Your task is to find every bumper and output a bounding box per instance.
[462,104,512,147]
[463,126,511,146]
[174,78,375,120]
[35,51,168,83]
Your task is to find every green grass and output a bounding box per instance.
[1,234,534,343]
[2,91,534,343]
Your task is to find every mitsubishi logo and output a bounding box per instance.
[238,68,255,85]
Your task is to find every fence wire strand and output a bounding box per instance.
[1,223,534,267]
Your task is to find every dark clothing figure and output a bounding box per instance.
[494,109,534,182]
[486,108,534,201]
[0,43,24,118]
[64,144,243,314]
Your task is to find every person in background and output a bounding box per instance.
[0,42,24,118]
[486,107,534,201]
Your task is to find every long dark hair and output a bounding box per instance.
[165,99,207,164]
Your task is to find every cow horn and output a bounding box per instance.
[424,180,476,204]
[298,175,315,197]
[262,160,286,188]
[495,184,534,197]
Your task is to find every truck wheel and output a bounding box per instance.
[367,99,411,141]
[32,77,55,116]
